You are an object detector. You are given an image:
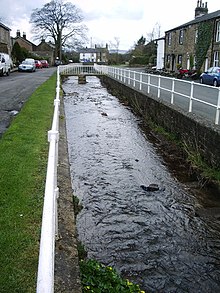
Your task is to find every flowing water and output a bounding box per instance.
[63,76,220,292]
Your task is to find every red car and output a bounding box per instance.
[40,60,49,68]
[35,60,42,69]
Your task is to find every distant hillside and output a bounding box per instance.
[109,49,129,54]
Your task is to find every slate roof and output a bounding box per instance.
[166,10,220,32]
[78,48,97,53]
[0,22,11,31]
[78,47,108,53]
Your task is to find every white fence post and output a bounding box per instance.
[147,74,150,94]
[140,72,142,91]
[171,78,175,104]
[215,87,220,125]
[158,76,161,98]
[189,82,194,112]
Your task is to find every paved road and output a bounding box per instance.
[0,67,57,137]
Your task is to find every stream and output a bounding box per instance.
[63,76,220,292]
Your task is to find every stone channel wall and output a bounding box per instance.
[100,75,220,169]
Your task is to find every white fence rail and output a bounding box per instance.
[94,64,220,125]
[36,67,60,293]
[59,64,103,75]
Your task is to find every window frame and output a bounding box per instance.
[167,32,172,46]
[179,29,184,44]
[213,51,219,67]
[216,21,220,42]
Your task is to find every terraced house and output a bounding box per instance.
[0,22,11,54]
[165,0,220,72]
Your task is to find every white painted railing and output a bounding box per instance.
[36,67,60,293]
[59,63,103,75]
[94,65,220,125]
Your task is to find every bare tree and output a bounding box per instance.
[30,0,87,59]
[109,37,120,53]
[146,22,162,42]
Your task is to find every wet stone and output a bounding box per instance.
[140,184,159,192]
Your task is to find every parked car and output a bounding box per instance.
[35,60,42,69]
[54,59,62,66]
[18,60,36,72]
[200,67,220,87]
[25,58,35,63]
[0,53,13,76]
[40,60,49,68]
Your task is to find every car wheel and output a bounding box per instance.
[6,69,10,76]
[213,79,218,87]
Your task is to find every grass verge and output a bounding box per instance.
[0,73,56,292]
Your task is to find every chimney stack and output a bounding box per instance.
[195,0,208,18]
[16,30,21,37]
[23,32,26,39]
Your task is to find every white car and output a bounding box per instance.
[18,60,36,72]
[0,53,12,76]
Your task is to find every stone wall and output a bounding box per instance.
[100,76,220,169]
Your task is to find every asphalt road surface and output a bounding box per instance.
[0,67,57,137]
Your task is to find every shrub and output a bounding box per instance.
[80,259,145,293]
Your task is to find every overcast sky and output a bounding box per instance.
[1,0,219,50]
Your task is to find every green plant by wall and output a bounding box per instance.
[195,21,213,71]
[80,259,145,293]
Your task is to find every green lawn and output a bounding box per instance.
[0,73,56,292]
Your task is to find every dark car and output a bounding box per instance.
[54,59,62,66]
[35,60,42,69]
[40,60,49,68]
[200,67,220,87]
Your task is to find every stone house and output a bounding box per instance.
[0,22,11,54]
[33,39,56,65]
[11,30,56,65]
[165,1,220,72]
[11,30,35,52]
[79,44,109,64]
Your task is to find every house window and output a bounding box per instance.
[177,55,182,65]
[216,21,220,42]
[179,29,184,44]
[195,28,198,43]
[213,51,219,66]
[168,32,172,46]
[166,54,171,68]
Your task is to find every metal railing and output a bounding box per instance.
[59,64,103,76]
[94,65,220,125]
[36,67,60,293]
